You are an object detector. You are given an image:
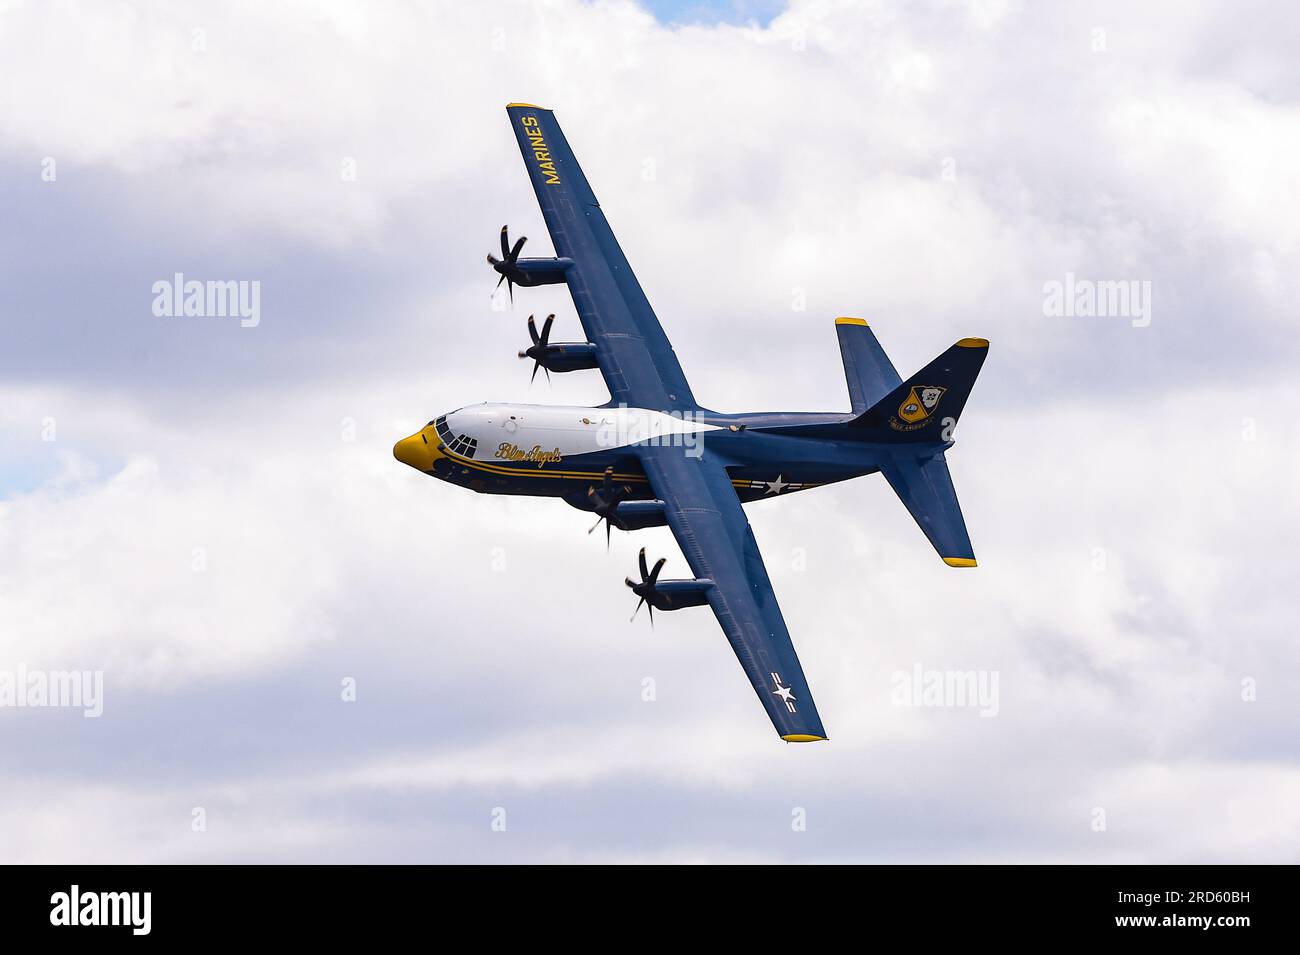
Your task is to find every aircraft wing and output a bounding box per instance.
[505,104,696,411]
[636,444,828,742]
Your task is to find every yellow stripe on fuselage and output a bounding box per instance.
[435,442,645,482]
[433,443,817,492]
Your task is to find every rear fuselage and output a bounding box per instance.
[393,402,885,509]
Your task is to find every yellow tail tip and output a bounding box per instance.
[506,102,549,110]
[835,316,869,327]
[956,337,989,348]
[943,557,978,568]
[782,734,829,743]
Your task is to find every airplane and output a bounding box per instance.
[394,103,989,743]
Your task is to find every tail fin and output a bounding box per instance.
[850,338,988,443]
[881,453,976,566]
[861,337,988,566]
[835,317,901,413]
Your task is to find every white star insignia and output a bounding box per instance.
[770,671,798,712]
[764,474,791,494]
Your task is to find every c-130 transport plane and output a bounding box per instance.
[395,104,989,743]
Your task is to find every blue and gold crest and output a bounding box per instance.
[892,384,947,430]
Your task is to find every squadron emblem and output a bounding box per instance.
[889,384,947,431]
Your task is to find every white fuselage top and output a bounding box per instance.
[443,402,720,458]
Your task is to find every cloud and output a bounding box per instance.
[0,0,1296,863]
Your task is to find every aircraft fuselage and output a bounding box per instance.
[393,402,884,508]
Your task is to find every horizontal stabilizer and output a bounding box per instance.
[835,317,902,413]
[881,453,976,566]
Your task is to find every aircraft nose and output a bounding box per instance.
[393,429,441,471]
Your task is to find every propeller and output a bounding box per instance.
[625,547,667,627]
[486,225,527,303]
[586,466,632,549]
[519,313,555,384]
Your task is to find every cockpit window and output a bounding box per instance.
[431,415,476,458]
[448,434,478,458]
[434,415,453,444]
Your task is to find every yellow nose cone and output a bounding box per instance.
[394,429,442,471]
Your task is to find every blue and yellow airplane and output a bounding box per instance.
[395,104,989,743]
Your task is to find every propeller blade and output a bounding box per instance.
[638,547,648,582]
[509,235,527,261]
[649,557,666,586]
[527,314,539,344]
[486,253,500,266]
[530,360,541,384]
[507,279,514,305]
[495,273,505,290]
[631,596,645,623]
[500,225,510,260]
[648,604,654,629]
[605,519,611,551]
[539,314,554,346]
[589,515,603,535]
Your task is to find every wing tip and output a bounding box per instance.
[956,337,989,348]
[782,734,829,743]
[942,556,978,568]
[835,316,869,327]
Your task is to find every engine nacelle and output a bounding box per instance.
[612,500,668,530]
[646,577,713,610]
[520,341,599,374]
[507,256,572,287]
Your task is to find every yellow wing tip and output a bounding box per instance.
[835,316,869,327]
[956,337,989,348]
[782,734,829,743]
[943,557,978,568]
[506,102,550,110]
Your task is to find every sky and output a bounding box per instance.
[0,0,1297,863]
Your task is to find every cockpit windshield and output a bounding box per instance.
[432,413,478,458]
